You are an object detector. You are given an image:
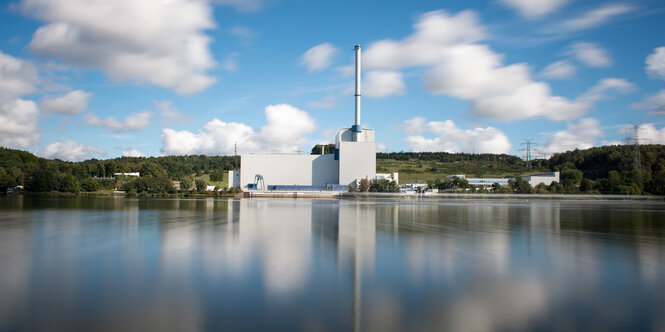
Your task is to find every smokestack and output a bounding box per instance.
[353,44,362,133]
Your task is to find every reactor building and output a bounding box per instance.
[240,45,376,190]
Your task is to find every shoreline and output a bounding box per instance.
[4,191,665,201]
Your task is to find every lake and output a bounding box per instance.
[1,196,664,331]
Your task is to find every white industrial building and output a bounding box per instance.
[448,172,560,189]
[240,45,376,190]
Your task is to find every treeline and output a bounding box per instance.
[2,144,664,195]
[545,145,665,195]
[0,147,239,193]
[379,145,665,195]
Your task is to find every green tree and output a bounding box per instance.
[80,178,101,192]
[369,179,399,192]
[358,178,370,192]
[195,179,207,193]
[311,144,336,155]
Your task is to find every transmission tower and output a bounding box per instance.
[519,139,538,168]
[234,141,237,156]
[622,122,651,172]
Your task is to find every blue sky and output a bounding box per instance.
[1,0,664,161]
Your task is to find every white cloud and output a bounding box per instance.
[22,0,217,95]
[499,0,568,18]
[578,78,634,104]
[0,51,41,148]
[301,43,339,72]
[631,90,665,115]
[641,124,665,144]
[364,70,406,98]
[84,111,152,132]
[363,10,626,122]
[154,100,187,124]
[567,42,612,67]
[537,118,604,155]
[403,117,511,153]
[36,139,105,161]
[0,51,39,98]
[161,104,316,155]
[561,4,636,32]
[122,148,146,157]
[540,60,576,79]
[646,47,665,80]
[220,52,239,72]
[41,89,91,114]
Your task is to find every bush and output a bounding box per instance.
[122,177,173,194]
[80,178,100,192]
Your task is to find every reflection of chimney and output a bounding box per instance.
[353,45,362,134]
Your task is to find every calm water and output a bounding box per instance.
[1,196,665,331]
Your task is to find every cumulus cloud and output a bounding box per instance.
[22,0,217,95]
[499,0,568,18]
[560,4,636,32]
[36,139,105,161]
[540,60,576,79]
[403,117,511,153]
[537,118,604,155]
[363,10,627,122]
[0,51,41,148]
[567,42,612,67]
[641,124,665,144]
[631,90,665,115]
[364,70,406,98]
[122,148,146,157]
[301,43,339,72]
[161,104,316,155]
[84,111,152,132]
[646,47,665,80]
[41,89,91,114]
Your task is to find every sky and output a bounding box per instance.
[1,0,665,161]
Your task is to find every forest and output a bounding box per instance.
[1,144,664,195]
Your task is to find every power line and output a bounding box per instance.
[622,122,652,172]
[519,139,538,168]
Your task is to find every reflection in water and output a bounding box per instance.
[0,197,664,331]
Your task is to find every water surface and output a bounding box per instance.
[1,196,664,331]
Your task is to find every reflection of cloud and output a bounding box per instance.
[0,225,31,324]
[441,278,547,332]
[238,200,312,297]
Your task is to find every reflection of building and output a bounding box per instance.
[239,45,375,190]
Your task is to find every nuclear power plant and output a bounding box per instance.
[240,45,376,190]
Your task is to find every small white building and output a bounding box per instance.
[228,170,240,189]
[376,172,399,184]
[524,172,559,187]
[114,172,140,177]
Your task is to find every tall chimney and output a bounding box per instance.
[353,44,362,133]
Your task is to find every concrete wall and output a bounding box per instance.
[240,154,338,189]
[338,141,376,185]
